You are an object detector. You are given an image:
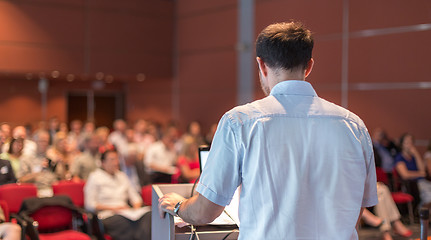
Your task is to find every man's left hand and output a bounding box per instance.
[158,192,186,218]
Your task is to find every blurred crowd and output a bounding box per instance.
[361,128,431,240]
[0,118,218,196]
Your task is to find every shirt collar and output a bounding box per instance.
[270,80,317,97]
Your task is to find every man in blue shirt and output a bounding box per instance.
[159,21,377,239]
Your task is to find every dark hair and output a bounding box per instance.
[8,138,23,154]
[256,21,314,71]
[100,149,117,163]
[399,133,413,151]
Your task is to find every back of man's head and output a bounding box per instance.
[256,21,314,71]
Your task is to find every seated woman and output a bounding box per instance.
[394,133,431,206]
[175,136,200,183]
[0,138,24,178]
[362,182,412,240]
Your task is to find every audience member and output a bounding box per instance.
[424,139,431,179]
[146,121,161,141]
[0,158,16,185]
[0,123,11,143]
[84,149,151,240]
[96,127,115,153]
[144,126,178,183]
[133,120,156,158]
[395,133,431,206]
[175,135,200,183]
[178,121,205,153]
[83,121,95,135]
[372,128,395,174]
[70,134,101,181]
[108,119,128,156]
[0,138,24,178]
[0,205,21,240]
[186,121,205,145]
[48,117,60,145]
[0,131,5,154]
[47,132,73,180]
[59,122,69,135]
[79,121,95,151]
[204,123,217,146]
[2,126,37,157]
[19,131,63,197]
[67,119,84,154]
[120,145,151,193]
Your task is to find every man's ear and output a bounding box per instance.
[304,58,314,78]
[256,57,268,77]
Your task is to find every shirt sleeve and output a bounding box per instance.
[361,130,379,208]
[196,113,242,206]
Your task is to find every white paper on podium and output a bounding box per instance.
[174,187,241,227]
[117,206,151,221]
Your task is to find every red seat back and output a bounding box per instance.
[52,181,85,207]
[375,167,389,185]
[141,185,152,206]
[31,206,73,232]
[0,183,37,214]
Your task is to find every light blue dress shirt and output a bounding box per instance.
[196,80,378,240]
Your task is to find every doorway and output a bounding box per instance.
[67,91,124,128]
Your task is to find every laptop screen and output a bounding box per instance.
[198,145,210,173]
[197,145,240,226]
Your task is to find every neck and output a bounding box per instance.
[267,68,306,90]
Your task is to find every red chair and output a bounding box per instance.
[19,195,91,240]
[0,183,38,219]
[0,200,27,240]
[51,181,112,240]
[141,185,152,206]
[376,167,415,224]
[52,180,86,207]
[0,184,38,240]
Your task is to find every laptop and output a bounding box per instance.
[198,146,240,226]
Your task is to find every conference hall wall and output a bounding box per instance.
[1,0,430,149]
[176,0,431,150]
[0,0,174,127]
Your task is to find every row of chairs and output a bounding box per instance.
[0,181,153,240]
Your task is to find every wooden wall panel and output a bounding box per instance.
[175,1,237,132]
[177,0,235,16]
[350,0,431,31]
[255,0,343,35]
[349,89,431,143]
[0,0,174,78]
[349,31,431,83]
[126,79,173,125]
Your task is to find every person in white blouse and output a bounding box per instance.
[84,149,151,240]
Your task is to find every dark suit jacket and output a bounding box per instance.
[0,159,16,185]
